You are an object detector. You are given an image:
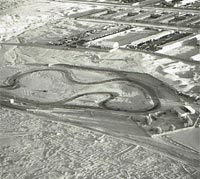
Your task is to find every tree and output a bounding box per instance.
[154,127,162,134]
[184,122,188,128]
[145,116,152,125]
[169,124,176,131]
[186,116,193,126]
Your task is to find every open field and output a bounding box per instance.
[159,45,200,59]
[167,128,200,151]
[0,0,95,42]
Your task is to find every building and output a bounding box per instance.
[176,0,198,6]
[174,106,188,119]
[184,105,196,114]
[96,41,119,49]
[164,0,198,6]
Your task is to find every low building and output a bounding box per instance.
[184,105,196,114]
[96,41,119,49]
[174,106,188,119]
[176,0,198,6]
[164,0,198,6]
[191,54,200,61]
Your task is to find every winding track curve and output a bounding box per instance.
[0,67,160,113]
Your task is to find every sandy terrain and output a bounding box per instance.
[1,108,200,179]
[0,0,94,42]
[160,45,200,59]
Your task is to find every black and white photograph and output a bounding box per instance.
[0,0,199,178]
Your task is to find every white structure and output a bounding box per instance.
[130,30,174,47]
[197,37,200,46]
[178,0,198,6]
[48,64,54,67]
[157,34,199,53]
[191,54,200,61]
[164,0,198,7]
[96,41,119,49]
[10,99,15,104]
[184,105,196,114]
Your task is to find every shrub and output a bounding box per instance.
[169,124,176,131]
[155,126,162,134]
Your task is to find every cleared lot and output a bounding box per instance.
[168,128,200,151]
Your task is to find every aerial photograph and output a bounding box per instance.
[0,0,199,178]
